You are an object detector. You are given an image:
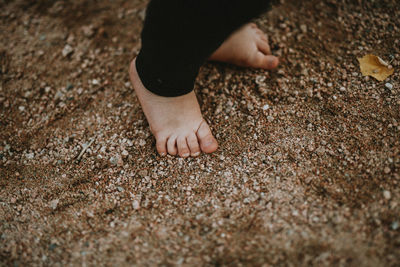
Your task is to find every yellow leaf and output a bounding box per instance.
[357,54,394,81]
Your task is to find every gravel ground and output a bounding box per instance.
[1,0,399,266]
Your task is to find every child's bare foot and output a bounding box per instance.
[209,23,279,69]
[130,23,278,157]
[129,59,218,157]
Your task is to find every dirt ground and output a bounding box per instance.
[0,0,399,266]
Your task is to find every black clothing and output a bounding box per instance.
[135,0,271,97]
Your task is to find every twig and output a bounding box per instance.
[75,138,95,162]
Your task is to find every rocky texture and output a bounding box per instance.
[0,0,399,266]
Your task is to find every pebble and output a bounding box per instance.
[138,139,146,146]
[138,170,148,177]
[81,25,95,38]
[339,87,346,92]
[92,79,100,85]
[121,150,129,157]
[132,200,140,210]
[392,221,399,230]
[117,156,123,167]
[49,199,59,210]
[262,104,270,110]
[385,83,393,90]
[109,156,117,165]
[267,115,274,122]
[384,167,391,174]
[62,44,74,57]
[383,190,391,200]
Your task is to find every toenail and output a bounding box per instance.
[182,153,190,157]
[192,152,200,157]
[159,152,166,156]
[204,140,214,146]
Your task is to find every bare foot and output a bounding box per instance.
[210,23,279,69]
[130,23,278,157]
[129,59,218,157]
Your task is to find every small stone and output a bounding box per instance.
[339,87,346,92]
[132,200,140,210]
[109,156,117,165]
[262,104,270,110]
[26,152,34,159]
[385,83,393,90]
[81,25,95,38]
[300,24,307,33]
[117,186,124,192]
[383,190,391,200]
[62,44,74,57]
[92,79,100,85]
[18,106,25,112]
[138,170,148,177]
[138,9,146,21]
[121,150,129,157]
[267,115,274,122]
[301,68,309,76]
[117,156,124,167]
[54,90,63,100]
[384,167,391,174]
[138,139,146,146]
[391,221,399,230]
[49,199,59,210]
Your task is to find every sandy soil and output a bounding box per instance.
[0,0,399,266]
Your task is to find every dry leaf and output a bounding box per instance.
[358,54,394,81]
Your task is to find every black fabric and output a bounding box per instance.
[136,0,271,97]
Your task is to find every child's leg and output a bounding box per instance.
[130,0,278,157]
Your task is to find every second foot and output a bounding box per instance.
[209,23,279,69]
[129,59,218,157]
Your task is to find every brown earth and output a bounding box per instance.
[0,0,399,266]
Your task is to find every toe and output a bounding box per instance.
[196,121,218,154]
[255,52,279,70]
[167,136,178,156]
[155,134,167,156]
[177,136,190,158]
[255,29,268,40]
[257,38,271,55]
[187,132,201,157]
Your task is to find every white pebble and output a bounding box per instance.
[49,199,59,210]
[132,200,140,210]
[385,83,393,90]
[383,190,391,200]
[384,166,391,174]
[262,104,270,110]
[121,149,129,157]
[138,139,146,146]
[62,44,74,57]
